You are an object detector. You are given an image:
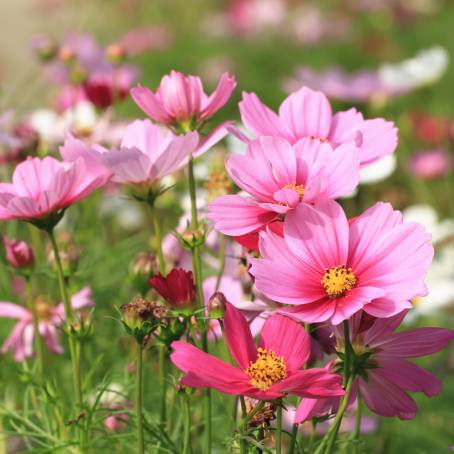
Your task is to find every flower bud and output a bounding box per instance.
[129,252,158,295]
[31,35,58,62]
[149,268,196,313]
[207,292,227,319]
[178,224,206,250]
[120,297,158,341]
[69,64,88,85]
[3,236,35,270]
[58,45,75,63]
[106,43,127,65]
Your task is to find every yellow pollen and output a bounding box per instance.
[245,347,287,391]
[283,182,305,199]
[321,265,357,298]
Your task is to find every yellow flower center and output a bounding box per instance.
[245,348,287,391]
[321,265,357,298]
[282,182,305,199]
[35,297,52,321]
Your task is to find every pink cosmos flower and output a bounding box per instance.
[0,141,107,225]
[408,149,452,180]
[250,200,433,324]
[99,119,199,186]
[3,236,35,269]
[233,86,398,167]
[0,288,94,361]
[131,70,236,128]
[171,303,344,400]
[295,311,454,422]
[207,136,360,236]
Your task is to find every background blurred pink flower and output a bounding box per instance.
[0,288,94,362]
[251,200,433,324]
[3,236,35,269]
[408,149,452,180]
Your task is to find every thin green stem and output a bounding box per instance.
[47,230,82,406]
[149,202,165,275]
[135,342,144,454]
[315,377,354,454]
[182,394,192,454]
[25,277,44,382]
[343,320,352,386]
[187,156,211,453]
[276,403,282,454]
[239,396,248,454]
[158,344,167,427]
[351,392,362,454]
[288,423,298,454]
[214,233,226,291]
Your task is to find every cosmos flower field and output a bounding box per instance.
[0,1,454,453]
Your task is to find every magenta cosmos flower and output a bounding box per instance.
[131,70,236,129]
[171,303,344,400]
[295,311,454,422]
[250,200,433,324]
[0,140,107,227]
[233,86,397,167]
[207,136,360,236]
[0,288,94,361]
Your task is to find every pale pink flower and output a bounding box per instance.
[295,311,454,422]
[0,142,107,225]
[120,26,173,55]
[250,200,433,324]
[0,288,94,361]
[171,303,344,400]
[233,86,398,167]
[100,119,199,185]
[131,70,236,128]
[3,236,35,269]
[208,136,360,235]
[408,149,452,180]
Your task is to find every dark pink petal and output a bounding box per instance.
[171,341,251,395]
[258,314,311,372]
[272,369,344,398]
[362,310,408,346]
[360,372,417,420]
[376,359,442,397]
[224,303,257,369]
[294,396,338,424]
[363,297,411,318]
[378,327,454,358]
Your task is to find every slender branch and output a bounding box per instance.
[158,344,167,427]
[239,396,248,454]
[276,402,282,454]
[182,394,192,454]
[351,392,362,454]
[214,233,226,291]
[149,202,165,275]
[135,342,144,454]
[288,423,298,454]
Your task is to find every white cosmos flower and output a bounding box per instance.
[379,46,449,91]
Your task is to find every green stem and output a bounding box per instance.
[149,202,165,275]
[351,392,362,454]
[315,377,353,454]
[276,402,282,454]
[182,394,192,454]
[135,342,144,454]
[187,156,211,454]
[159,344,167,427]
[239,396,248,454]
[214,233,226,291]
[288,423,298,454]
[25,277,44,383]
[47,230,82,406]
[343,320,352,386]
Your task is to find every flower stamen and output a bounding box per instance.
[245,347,287,391]
[282,182,305,199]
[321,265,357,298]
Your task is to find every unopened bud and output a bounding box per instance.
[106,43,127,65]
[58,45,75,63]
[129,252,158,295]
[208,292,227,319]
[31,35,58,62]
[69,63,88,85]
[3,236,35,271]
[120,297,159,341]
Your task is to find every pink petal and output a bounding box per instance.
[278,87,332,142]
[224,303,257,369]
[362,311,408,346]
[0,302,30,319]
[200,72,236,120]
[258,314,311,372]
[194,121,233,157]
[239,92,288,138]
[363,297,412,318]
[284,200,349,270]
[207,195,276,236]
[130,86,172,123]
[328,108,363,145]
[170,341,251,395]
[272,188,301,208]
[278,299,335,324]
[102,148,152,184]
[360,372,417,420]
